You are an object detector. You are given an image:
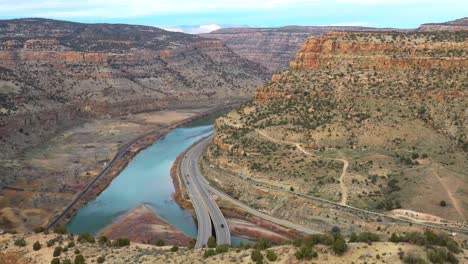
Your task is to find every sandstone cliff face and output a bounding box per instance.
[201,26,404,73]
[290,32,468,70]
[418,17,468,32]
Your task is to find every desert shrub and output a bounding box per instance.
[427,248,448,264]
[51,258,60,264]
[155,239,165,246]
[207,236,216,248]
[170,246,179,252]
[74,249,80,254]
[331,237,348,255]
[97,256,105,263]
[215,244,229,254]
[34,227,46,233]
[251,249,263,262]
[295,246,316,260]
[68,241,75,248]
[14,238,26,247]
[255,238,271,250]
[440,201,447,207]
[63,246,68,252]
[53,246,63,257]
[74,254,85,264]
[355,232,380,243]
[203,249,216,258]
[114,238,130,247]
[403,252,427,264]
[266,250,278,261]
[54,226,66,234]
[77,233,95,243]
[62,259,72,264]
[33,241,42,251]
[98,236,108,245]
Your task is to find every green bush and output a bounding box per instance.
[74,249,80,255]
[97,256,105,263]
[33,227,46,233]
[251,249,263,262]
[403,253,427,264]
[266,250,278,261]
[155,239,165,246]
[440,201,447,207]
[53,246,63,257]
[203,249,216,258]
[63,246,68,252]
[98,236,108,245]
[215,244,229,254]
[51,258,60,264]
[113,238,130,247]
[331,237,348,255]
[350,231,380,243]
[255,238,271,250]
[77,233,95,243]
[170,246,179,252]
[74,254,85,264]
[54,226,66,234]
[62,259,72,264]
[207,236,216,248]
[14,238,26,247]
[295,246,316,260]
[68,241,75,248]
[33,241,42,251]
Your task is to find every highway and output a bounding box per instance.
[181,136,231,248]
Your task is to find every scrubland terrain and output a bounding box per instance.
[207,31,468,230]
[1,228,466,264]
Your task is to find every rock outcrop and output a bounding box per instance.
[418,17,468,32]
[201,26,396,73]
[290,31,468,70]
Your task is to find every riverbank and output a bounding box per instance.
[45,103,244,230]
[100,205,194,246]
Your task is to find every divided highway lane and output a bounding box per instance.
[180,148,212,248]
[182,136,231,247]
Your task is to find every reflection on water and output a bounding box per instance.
[67,125,213,237]
[66,123,253,245]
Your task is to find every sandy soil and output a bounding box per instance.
[1,233,466,264]
[100,205,194,246]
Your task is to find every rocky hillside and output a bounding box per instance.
[418,17,468,31]
[208,31,468,222]
[0,18,269,158]
[201,26,393,73]
[0,18,268,116]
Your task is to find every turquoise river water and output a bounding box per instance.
[67,118,252,246]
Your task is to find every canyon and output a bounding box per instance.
[208,29,467,234]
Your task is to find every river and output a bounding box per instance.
[66,114,252,246]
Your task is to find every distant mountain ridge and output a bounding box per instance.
[0,18,269,158]
[202,18,466,72]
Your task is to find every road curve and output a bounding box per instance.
[194,136,320,235]
[181,136,231,247]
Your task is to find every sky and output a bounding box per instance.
[0,0,466,33]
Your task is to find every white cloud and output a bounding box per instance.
[162,24,222,34]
